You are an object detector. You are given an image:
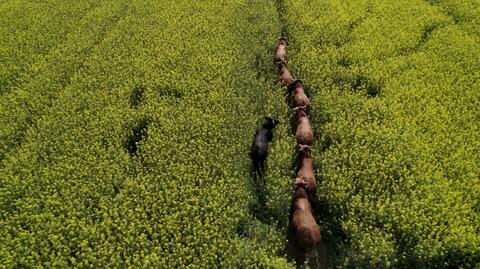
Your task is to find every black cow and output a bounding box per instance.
[251,116,280,177]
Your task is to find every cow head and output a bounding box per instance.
[292,79,303,88]
[293,178,309,198]
[263,116,280,129]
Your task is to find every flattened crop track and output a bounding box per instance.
[273,37,329,268]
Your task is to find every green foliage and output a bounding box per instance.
[4,0,477,267]
[0,0,130,161]
[0,0,100,94]
[284,0,480,267]
[0,0,295,267]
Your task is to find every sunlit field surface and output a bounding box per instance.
[1,0,478,267]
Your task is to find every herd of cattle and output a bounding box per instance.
[250,37,321,265]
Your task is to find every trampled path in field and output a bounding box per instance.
[272,1,336,267]
[272,36,330,268]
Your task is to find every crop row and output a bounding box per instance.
[283,0,480,267]
[1,0,296,267]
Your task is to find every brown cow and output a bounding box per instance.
[274,36,288,63]
[296,145,316,199]
[277,60,295,87]
[291,79,310,108]
[294,108,314,146]
[290,178,321,264]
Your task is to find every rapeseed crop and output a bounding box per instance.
[283,0,480,267]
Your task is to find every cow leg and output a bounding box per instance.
[251,161,261,182]
[259,160,266,176]
[296,250,307,266]
[250,162,258,185]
